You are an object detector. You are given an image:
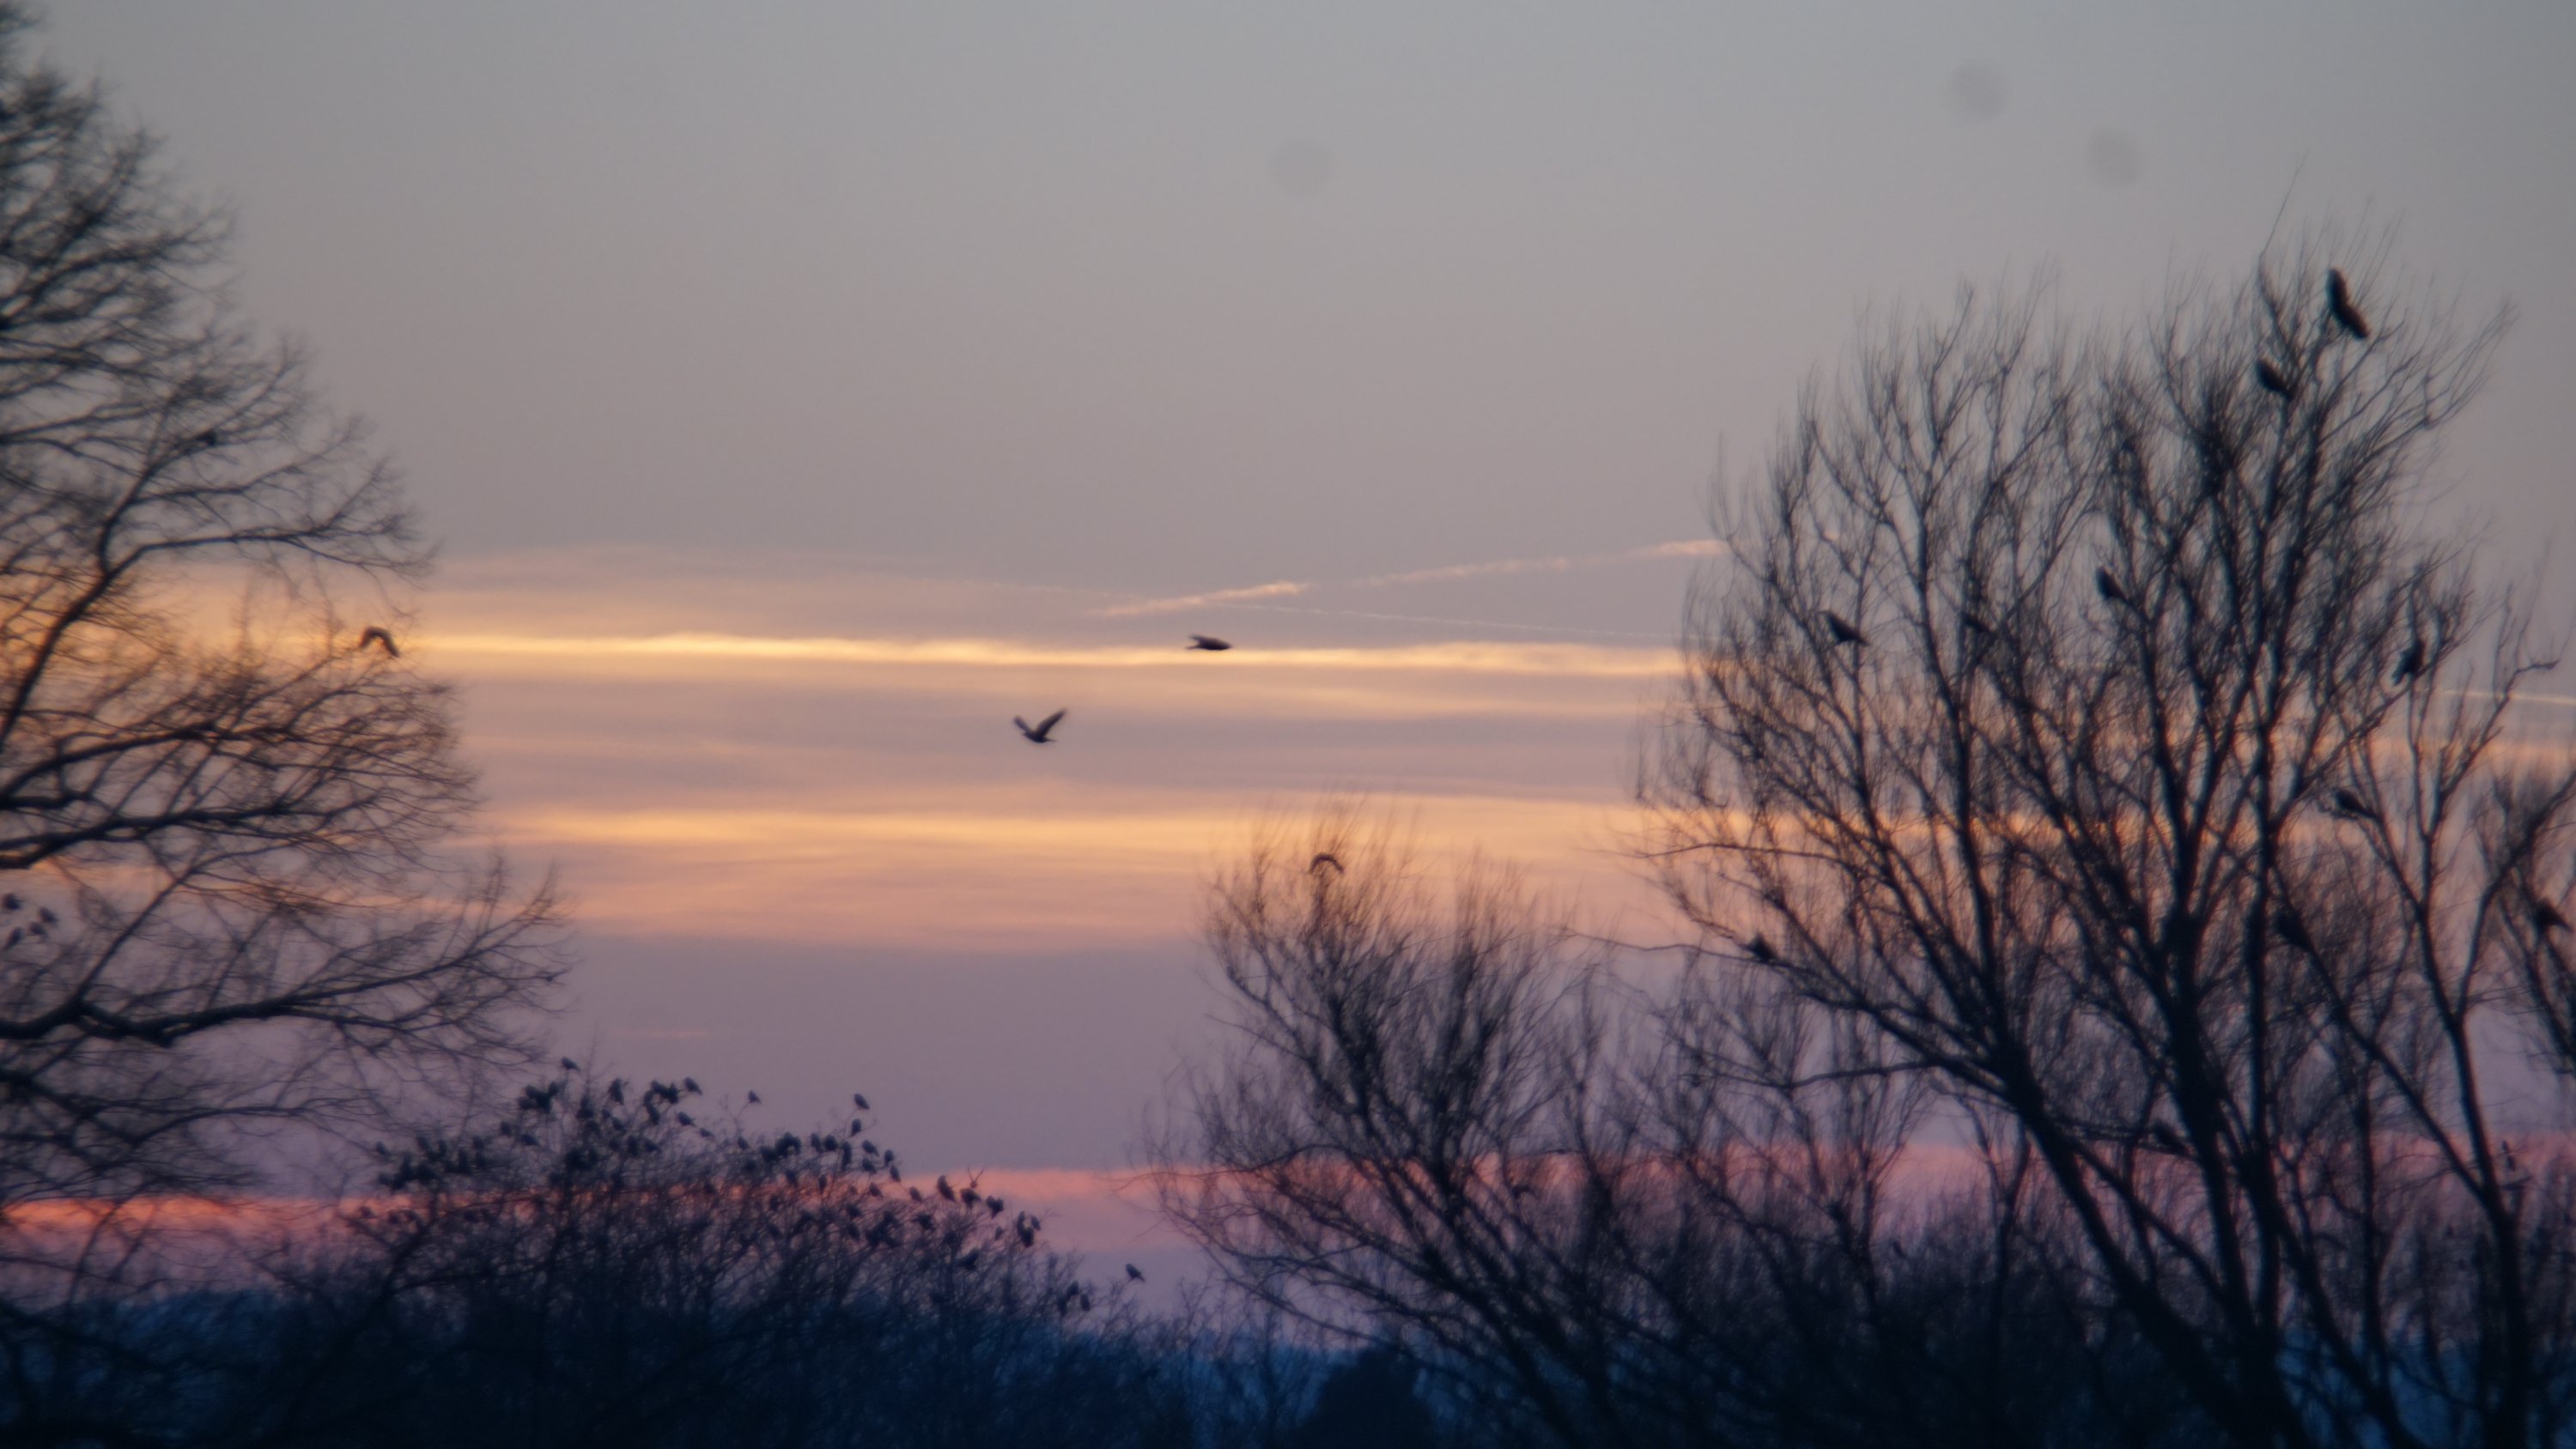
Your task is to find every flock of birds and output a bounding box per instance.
[1012,634,1231,744]
[1791,269,2575,949]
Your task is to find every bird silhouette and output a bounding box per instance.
[2095,568,2129,608]
[1747,933,1779,964]
[2254,360,2292,397]
[1960,610,1995,640]
[2536,900,2571,934]
[1125,1263,1145,1282]
[1186,634,1232,652]
[853,1092,871,1112]
[2272,909,2316,955]
[560,1058,580,1073]
[2326,269,2371,341]
[746,1089,761,1105]
[1014,709,1067,744]
[1820,611,1868,647]
[2330,789,2379,822]
[1309,852,1345,875]
[0,894,16,912]
[2393,638,2426,683]
[355,626,399,658]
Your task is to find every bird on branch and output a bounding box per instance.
[2327,268,2372,341]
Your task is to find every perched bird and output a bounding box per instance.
[1960,610,1995,640]
[1013,709,1067,744]
[1747,933,1780,965]
[2330,789,2379,823]
[1125,1263,1145,1282]
[561,1058,580,1072]
[2326,269,2371,341]
[1186,634,1232,652]
[683,1077,700,1094]
[746,1089,762,1105]
[853,1093,871,1112]
[192,427,222,449]
[2253,360,2292,397]
[4,928,19,949]
[2272,908,2316,955]
[1309,852,1345,875]
[938,1175,957,1202]
[355,626,399,658]
[1820,611,1868,647]
[2535,900,2571,935]
[2393,638,2426,683]
[2095,568,2129,608]
[1,894,16,912]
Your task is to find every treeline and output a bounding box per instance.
[2,1068,1377,1449]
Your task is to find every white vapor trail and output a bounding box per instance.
[1094,539,1724,620]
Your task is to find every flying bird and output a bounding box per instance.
[1309,852,1345,875]
[2330,789,2379,823]
[2272,908,2316,955]
[2094,569,2129,608]
[2393,638,2426,683]
[1820,611,1868,647]
[355,626,399,658]
[1014,709,1067,744]
[1186,634,1232,652]
[2253,360,2292,397]
[2326,269,2371,341]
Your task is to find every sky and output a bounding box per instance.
[46,2,2576,1275]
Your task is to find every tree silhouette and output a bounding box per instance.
[1641,238,2575,1448]
[0,2,562,1409]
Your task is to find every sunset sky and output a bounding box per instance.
[49,3,2576,1272]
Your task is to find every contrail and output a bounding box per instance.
[1095,539,1725,620]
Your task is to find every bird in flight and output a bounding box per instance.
[1820,611,1867,647]
[2326,269,2371,341]
[1014,709,1067,743]
[356,626,400,658]
[2254,360,2292,397]
[1186,634,1232,652]
[1309,852,1345,875]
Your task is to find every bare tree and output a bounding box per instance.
[1641,236,2576,1449]
[1155,815,2084,1449]
[0,0,561,1349]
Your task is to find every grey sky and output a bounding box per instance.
[51,3,2575,599]
[44,3,2576,1202]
